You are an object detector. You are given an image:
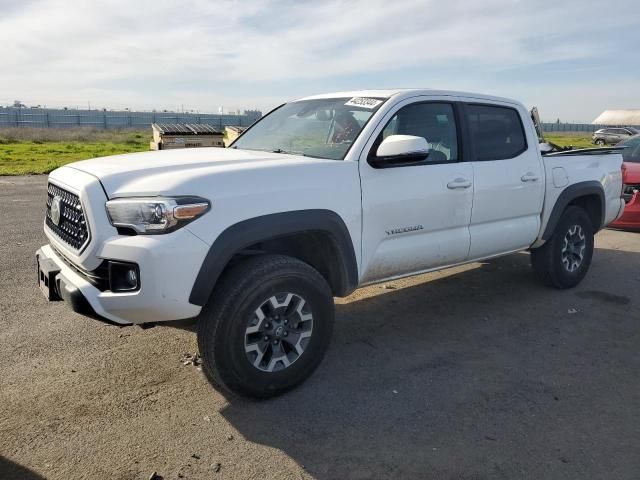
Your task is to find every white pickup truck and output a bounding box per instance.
[36,89,625,398]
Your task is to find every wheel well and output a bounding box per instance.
[568,194,602,230]
[223,231,352,297]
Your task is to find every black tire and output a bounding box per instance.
[197,254,334,399]
[595,139,605,146]
[531,206,594,289]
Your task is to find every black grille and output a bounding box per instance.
[622,184,640,204]
[51,245,109,291]
[46,183,90,250]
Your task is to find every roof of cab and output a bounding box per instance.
[296,89,521,106]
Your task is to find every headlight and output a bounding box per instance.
[105,196,210,234]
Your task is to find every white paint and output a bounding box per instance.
[464,97,545,259]
[376,135,429,157]
[40,89,624,323]
[552,167,569,187]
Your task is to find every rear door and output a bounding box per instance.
[463,101,545,259]
[358,98,473,283]
[608,129,623,144]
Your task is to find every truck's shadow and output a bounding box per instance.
[0,457,45,480]
[217,248,639,479]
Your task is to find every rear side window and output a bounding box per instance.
[466,104,527,161]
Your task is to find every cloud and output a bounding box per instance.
[0,0,638,119]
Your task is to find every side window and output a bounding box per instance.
[380,102,459,162]
[466,104,527,161]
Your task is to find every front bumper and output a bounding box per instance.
[37,248,99,316]
[36,227,209,324]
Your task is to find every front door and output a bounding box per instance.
[359,99,473,284]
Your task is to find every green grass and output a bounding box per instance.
[0,128,149,175]
[0,128,598,176]
[545,133,594,149]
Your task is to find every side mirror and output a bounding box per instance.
[372,135,430,167]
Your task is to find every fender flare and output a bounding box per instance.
[541,181,605,241]
[188,209,359,306]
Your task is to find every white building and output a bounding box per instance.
[593,110,640,125]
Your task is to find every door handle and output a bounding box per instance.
[521,173,540,182]
[447,178,472,189]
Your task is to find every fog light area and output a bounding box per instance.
[108,261,140,292]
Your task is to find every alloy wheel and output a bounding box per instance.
[244,293,313,372]
[561,224,586,272]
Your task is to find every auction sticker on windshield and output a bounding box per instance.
[344,97,383,109]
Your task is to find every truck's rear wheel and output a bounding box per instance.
[531,206,594,289]
[197,254,334,399]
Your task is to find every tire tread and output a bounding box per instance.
[197,254,333,399]
[531,206,594,289]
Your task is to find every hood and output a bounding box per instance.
[64,147,334,197]
[623,161,640,184]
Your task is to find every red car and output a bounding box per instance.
[611,134,640,231]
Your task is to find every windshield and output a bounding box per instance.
[231,97,386,160]
[621,135,640,163]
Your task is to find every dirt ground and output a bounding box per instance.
[1,175,639,480]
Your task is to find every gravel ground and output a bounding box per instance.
[1,175,639,480]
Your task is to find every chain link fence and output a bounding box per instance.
[3,107,637,134]
[0,107,261,130]
[541,122,640,133]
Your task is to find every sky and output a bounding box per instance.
[1,0,639,122]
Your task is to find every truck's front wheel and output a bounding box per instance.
[531,206,594,289]
[197,254,334,399]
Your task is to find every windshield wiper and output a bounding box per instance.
[235,147,326,159]
[272,148,328,159]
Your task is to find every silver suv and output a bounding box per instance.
[592,127,639,145]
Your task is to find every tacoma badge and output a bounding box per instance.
[385,225,424,236]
